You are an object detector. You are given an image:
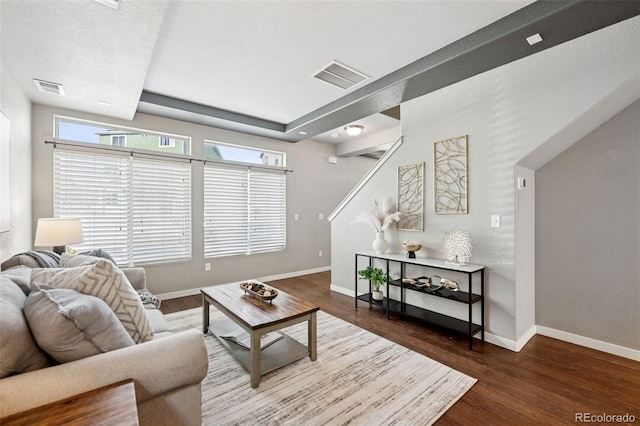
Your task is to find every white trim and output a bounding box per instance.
[483,332,516,351]
[327,136,403,222]
[536,326,640,361]
[330,284,353,297]
[157,265,331,300]
[515,325,537,352]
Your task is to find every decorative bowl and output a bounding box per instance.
[240,280,278,303]
[402,242,422,252]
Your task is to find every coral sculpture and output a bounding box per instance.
[442,228,473,265]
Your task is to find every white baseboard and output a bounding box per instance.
[329,287,640,360]
[157,266,331,301]
[515,325,537,352]
[536,325,640,361]
[330,284,353,297]
[483,332,515,351]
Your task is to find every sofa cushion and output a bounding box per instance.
[60,252,107,268]
[0,276,51,378]
[31,260,153,343]
[23,283,135,364]
[0,266,32,295]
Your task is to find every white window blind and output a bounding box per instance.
[204,164,286,258]
[54,149,191,266]
[131,157,191,264]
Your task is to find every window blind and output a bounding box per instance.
[54,149,191,266]
[131,157,191,264]
[204,164,286,258]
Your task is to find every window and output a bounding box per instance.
[204,140,285,166]
[111,135,126,147]
[54,149,191,266]
[204,164,286,257]
[55,116,191,155]
[159,136,175,148]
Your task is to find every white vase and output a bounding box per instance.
[372,232,388,254]
[372,290,384,301]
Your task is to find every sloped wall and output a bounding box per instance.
[536,99,639,350]
[330,17,640,345]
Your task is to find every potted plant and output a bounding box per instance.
[358,266,388,301]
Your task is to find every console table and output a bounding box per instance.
[355,251,485,350]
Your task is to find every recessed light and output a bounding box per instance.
[526,33,543,46]
[97,100,111,106]
[299,131,307,135]
[330,133,339,138]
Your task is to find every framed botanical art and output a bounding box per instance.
[434,135,468,214]
[397,162,424,231]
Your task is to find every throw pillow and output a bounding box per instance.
[23,283,135,363]
[31,260,153,343]
[0,277,51,378]
[60,252,108,268]
[80,249,117,266]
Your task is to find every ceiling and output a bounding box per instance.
[2,1,639,148]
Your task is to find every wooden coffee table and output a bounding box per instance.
[201,283,319,388]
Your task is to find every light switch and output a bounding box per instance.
[318,213,324,220]
[491,215,501,228]
[205,263,211,272]
[294,213,299,221]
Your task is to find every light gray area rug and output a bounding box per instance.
[165,307,476,426]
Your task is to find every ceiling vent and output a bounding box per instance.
[313,61,369,90]
[33,79,65,96]
[94,0,119,9]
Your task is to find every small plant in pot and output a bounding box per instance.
[358,266,388,301]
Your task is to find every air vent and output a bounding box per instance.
[94,0,119,9]
[313,61,369,90]
[33,79,65,96]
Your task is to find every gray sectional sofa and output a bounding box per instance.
[0,252,208,425]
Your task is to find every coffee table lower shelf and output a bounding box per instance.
[209,318,309,376]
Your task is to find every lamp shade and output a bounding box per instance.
[34,218,84,248]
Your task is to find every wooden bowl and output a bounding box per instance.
[240,281,278,303]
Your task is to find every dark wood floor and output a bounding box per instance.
[161,271,640,425]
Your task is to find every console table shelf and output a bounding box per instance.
[355,251,485,350]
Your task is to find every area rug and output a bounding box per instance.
[165,308,476,426]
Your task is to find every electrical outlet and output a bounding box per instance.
[294,213,299,221]
[319,250,323,257]
[318,213,324,220]
[205,263,211,272]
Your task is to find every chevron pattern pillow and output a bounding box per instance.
[31,260,153,343]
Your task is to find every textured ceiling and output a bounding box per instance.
[1,0,639,148]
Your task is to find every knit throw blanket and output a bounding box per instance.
[20,250,61,268]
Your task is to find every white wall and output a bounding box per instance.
[330,17,640,346]
[29,105,374,295]
[0,62,32,261]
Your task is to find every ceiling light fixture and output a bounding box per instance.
[344,125,364,137]
[299,131,307,135]
[97,100,111,106]
[526,33,543,46]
